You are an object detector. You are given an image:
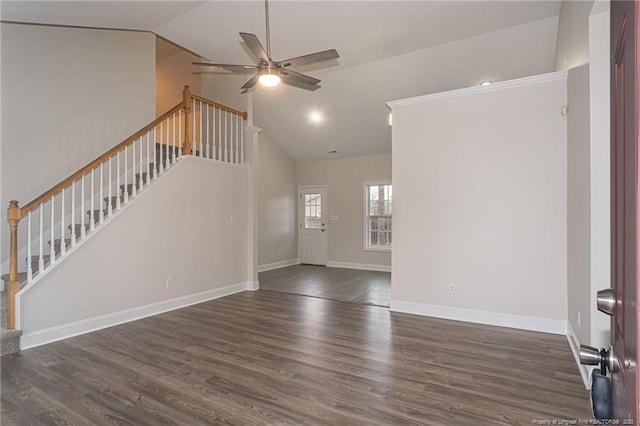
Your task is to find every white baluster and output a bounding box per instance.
[235,115,239,164]
[90,169,95,231]
[230,113,234,164]
[108,158,113,217]
[50,195,56,263]
[217,108,222,160]
[178,109,183,157]
[116,152,121,210]
[165,117,170,167]
[99,163,104,223]
[173,112,177,164]
[132,142,137,197]
[199,101,203,156]
[241,119,245,164]
[159,121,164,174]
[148,130,154,182]
[81,175,86,238]
[27,212,32,281]
[60,188,66,255]
[206,104,210,159]
[124,146,129,203]
[38,206,44,272]
[154,127,160,177]
[139,135,144,189]
[224,111,228,162]
[192,98,196,156]
[71,180,76,245]
[212,106,217,160]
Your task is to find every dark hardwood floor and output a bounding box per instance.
[259,265,391,307]
[1,290,589,425]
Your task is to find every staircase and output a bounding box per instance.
[1,86,248,355]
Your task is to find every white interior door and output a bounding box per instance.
[299,187,327,265]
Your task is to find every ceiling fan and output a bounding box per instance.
[193,0,339,91]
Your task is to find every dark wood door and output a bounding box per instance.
[611,0,639,420]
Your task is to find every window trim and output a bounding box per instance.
[364,181,392,252]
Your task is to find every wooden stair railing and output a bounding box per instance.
[4,86,247,330]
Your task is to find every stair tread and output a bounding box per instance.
[1,272,27,283]
[1,328,22,356]
[48,238,71,245]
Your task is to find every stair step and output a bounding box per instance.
[48,238,71,249]
[1,272,28,284]
[136,171,153,182]
[28,254,51,274]
[68,223,90,235]
[86,209,108,219]
[104,196,123,209]
[120,183,139,197]
[1,329,22,356]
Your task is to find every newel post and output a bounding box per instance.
[183,85,192,155]
[7,200,21,329]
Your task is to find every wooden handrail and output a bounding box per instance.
[20,103,183,217]
[191,94,248,120]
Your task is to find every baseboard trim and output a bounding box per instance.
[326,261,391,273]
[257,258,300,272]
[566,322,591,389]
[20,281,253,350]
[390,300,567,335]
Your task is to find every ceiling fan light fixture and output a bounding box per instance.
[259,70,281,87]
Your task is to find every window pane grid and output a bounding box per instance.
[304,193,322,229]
[366,184,392,249]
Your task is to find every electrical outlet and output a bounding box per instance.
[577,310,581,327]
[230,213,236,223]
[277,249,282,256]
[165,278,173,289]
[348,250,354,257]
[449,284,456,294]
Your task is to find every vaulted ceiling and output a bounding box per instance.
[1,1,562,161]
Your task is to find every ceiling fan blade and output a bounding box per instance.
[278,49,339,68]
[193,62,258,73]
[280,73,320,91]
[240,32,269,61]
[280,69,321,86]
[241,73,260,90]
[280,74,321,91]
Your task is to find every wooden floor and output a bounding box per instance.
[259,265,391,307]
[1,291,589,425]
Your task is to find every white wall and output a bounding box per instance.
[200,73,248,114]
[567,64,591,345]
[156,37,201,116]
[1,23,156,272]
[389,73,567,333]
[554,1,595,71]
[18,157,249,347]
[296,154,391,270]
[257,133,298,269]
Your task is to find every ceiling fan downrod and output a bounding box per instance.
[264,0,271,59]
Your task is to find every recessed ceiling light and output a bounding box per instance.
[327,149,338,154]
[309,111,323,123]
[480,81,493,86]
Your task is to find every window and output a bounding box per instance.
[365,183,392,250]
[304,193,322,229]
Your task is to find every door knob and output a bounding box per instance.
[597,288,615,315]
[580,345,612,374]
[580,345,602,365]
